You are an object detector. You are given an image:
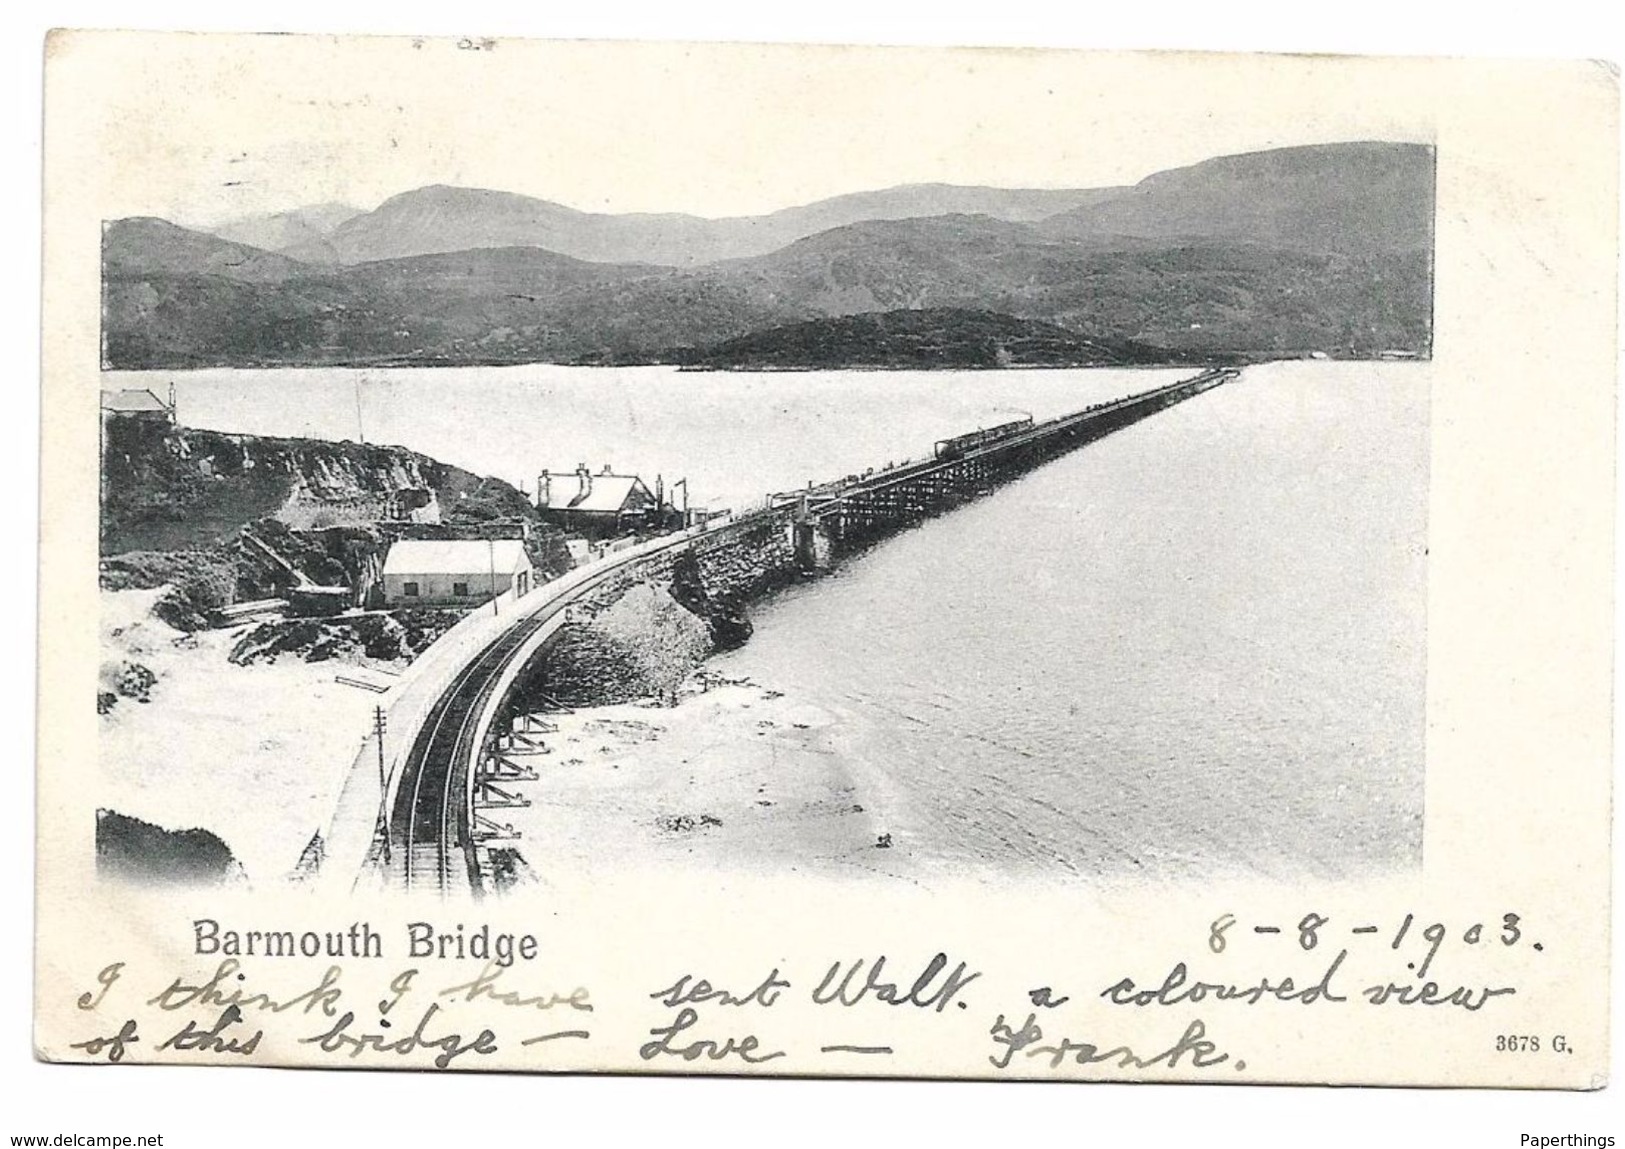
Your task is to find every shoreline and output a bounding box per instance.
[98,588,391,884]
[100,353,1428,374]
[500,671,922,888]
[94,362,1425,891]
[96,579,923,891]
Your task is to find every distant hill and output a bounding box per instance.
[1040,142,1434,255]
[211,203,362,261]
[103,218,309,283]
[102,218,356,367]
[102,219,1430,367]
[682,308,1172,370]
[712,214,1065,314]
[771,183,1125,229]
[650,214,1429,360]
[274,182,1124,268]
[104,141,1435,367]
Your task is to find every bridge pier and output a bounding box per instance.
[793,508,836,573]
[383,368,1236,896]
[782,367,1235,565]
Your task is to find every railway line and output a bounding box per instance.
[376,366,1236,895]
[384,532,697,894]
[772,368,1235,516]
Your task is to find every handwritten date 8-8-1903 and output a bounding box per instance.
[1209,911,1537,980]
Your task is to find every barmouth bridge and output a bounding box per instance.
[322,367,1237,896]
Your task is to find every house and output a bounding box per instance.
[536,464,661,535]
[100,387,175,424]
[380,539,535,608]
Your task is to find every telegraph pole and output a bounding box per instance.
[488,537,499,616]
[373,705,390,865]
[672,478,689,526]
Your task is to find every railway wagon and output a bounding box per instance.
[933,417,1034,461]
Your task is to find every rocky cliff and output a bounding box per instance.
[100,416,565,629]
[101,416,533,555]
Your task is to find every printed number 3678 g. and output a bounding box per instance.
[1495,1035,1540,1052]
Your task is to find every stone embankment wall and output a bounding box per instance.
[519,510,799,708]
[557,509,798,620]
[688,509,799,602]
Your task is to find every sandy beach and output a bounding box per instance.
[99,588,385,883]
[501,674,922,888]
[100,585,923,890]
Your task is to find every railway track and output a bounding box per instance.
[385,536,695,894]
[776,368,1235,512]
[384,367,1235,895]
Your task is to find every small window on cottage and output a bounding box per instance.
[453,581,470,597]
[403,582,420,597]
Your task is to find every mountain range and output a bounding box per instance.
[210,203,363,257]
[277,183,1129,267]
[102,141,1435,369]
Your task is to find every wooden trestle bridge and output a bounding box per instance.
[366,366,1237,895]
[776,367,1237,570]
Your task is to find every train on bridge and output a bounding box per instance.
[364,366,1238,896]
[933,417,1034,461]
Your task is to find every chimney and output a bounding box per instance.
[601,463,613,475]
[576,464,591,502]
[536,469,551,509]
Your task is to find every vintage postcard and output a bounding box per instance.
[35,31,1616,1085]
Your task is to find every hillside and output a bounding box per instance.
[211,202,362,260]
[102,142,1435,366]
[103,218,310,283]
[1040,142,1434,254]
[103,221,1430,366]
[100,416,536,557]
[275,182,1123,268]
[102,228,677,367]
[684,308,1172,370]
[99,415,568,636]
[102,220,1431,365]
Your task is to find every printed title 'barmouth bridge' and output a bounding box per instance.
[321,367,1238,896]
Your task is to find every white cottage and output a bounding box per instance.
[381,539,534,608]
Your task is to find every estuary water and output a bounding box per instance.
[711,361,1428,882]
[113,364,1195,513]
[107,361,1428,882]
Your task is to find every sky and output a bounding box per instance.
[46,32,1433,227]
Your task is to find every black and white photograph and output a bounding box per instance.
[95,129,1434,895]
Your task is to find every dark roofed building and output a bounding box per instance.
[536,465,660,535]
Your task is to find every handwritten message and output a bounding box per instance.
[57,909,1570,1077]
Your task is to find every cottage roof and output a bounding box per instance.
[382,539,530,577]
[101,389,170,413]
[564,474,652,514]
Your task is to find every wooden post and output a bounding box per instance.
[373,705,390,865]
[489,537,499,616]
